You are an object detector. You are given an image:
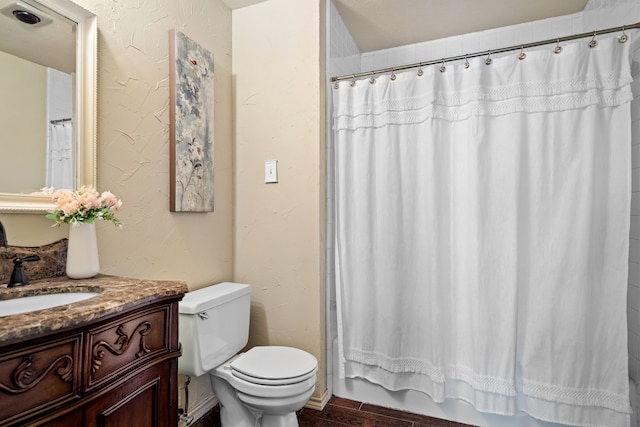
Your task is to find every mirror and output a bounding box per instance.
[0,0,96,212]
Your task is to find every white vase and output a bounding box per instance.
[66,222,100,279]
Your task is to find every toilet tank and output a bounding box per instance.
[178,282,250,377]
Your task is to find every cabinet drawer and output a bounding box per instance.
[0,334,82,427]
[85,304,170,391]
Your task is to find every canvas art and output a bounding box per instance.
[169,29,215,212]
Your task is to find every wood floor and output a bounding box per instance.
[192,396,477,427]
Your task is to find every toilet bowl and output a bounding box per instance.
[212,347,318,427]
[178,282,318,427]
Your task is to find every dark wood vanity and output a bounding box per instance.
[0,276,187,427]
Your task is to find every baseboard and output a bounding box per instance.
[305,388,330,411]
[182,387,329,423]
[185,394,218,424]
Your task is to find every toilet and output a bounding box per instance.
[178,282,318,427]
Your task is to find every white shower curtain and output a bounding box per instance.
[46,121,73,190]
[333,36,633,427]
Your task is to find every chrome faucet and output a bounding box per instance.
[0,221,7,248]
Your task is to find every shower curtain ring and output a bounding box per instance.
[464,55,470,69]
[417,64,424,76]
[350,75,356,87]
[485,50,493,65]
[619,26,629,43]
[554,39,563,54]
[518,46,526,60]
[589,31,598,48]
[439,59,446,73]
[334,81,340,89]
[390,68,397,81]
[369,72,376,85]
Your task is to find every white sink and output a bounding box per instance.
[0,292,100,317]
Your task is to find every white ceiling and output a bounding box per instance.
[223,0,590,53]
[332,0,590,52]
[0,0,76,73]
[0,0,590,70]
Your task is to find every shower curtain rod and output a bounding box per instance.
[49,118,72,124]
[331,22,640,82]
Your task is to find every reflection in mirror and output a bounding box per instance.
[0,0,96,212]
[0,1,75,193]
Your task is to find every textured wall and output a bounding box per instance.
[232,0,328,406]
[0,0,333,416]
[0,0,234,287]
[0,0,234,416]
[85,0,234,286]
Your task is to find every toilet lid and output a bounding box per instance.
[231,346,317,386]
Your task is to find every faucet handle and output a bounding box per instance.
[17,255,40,263]
[8,255,41,287]
[0,221,7,248]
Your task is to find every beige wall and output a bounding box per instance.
[0,0,234,284]
[232,0,327,405]
[0,0,235,415]
[0,51,46,193]
[0,0,329,412]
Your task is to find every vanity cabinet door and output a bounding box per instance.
[85,304,171,391]
[83,361,173,427]
[35,408,84,426]
[0,294,181,427]
[0,334,82,427]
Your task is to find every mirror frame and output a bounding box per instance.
[0,0,97,213]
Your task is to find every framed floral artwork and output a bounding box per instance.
[169,29,215,212]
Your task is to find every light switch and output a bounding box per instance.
[265,160,278,183]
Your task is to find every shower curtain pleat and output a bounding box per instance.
[46,122,73,190]
[333,36,634,427]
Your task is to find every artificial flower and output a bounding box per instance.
[46,186,123,227]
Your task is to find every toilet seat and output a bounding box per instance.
[213,358,316,399]
[232,369,317,386]
[230,346,318,386]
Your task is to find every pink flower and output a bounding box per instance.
[100,191,123,211]
[46,186,123,227]
[78,188,101,210]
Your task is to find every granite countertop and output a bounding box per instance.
[0,275,188,347]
